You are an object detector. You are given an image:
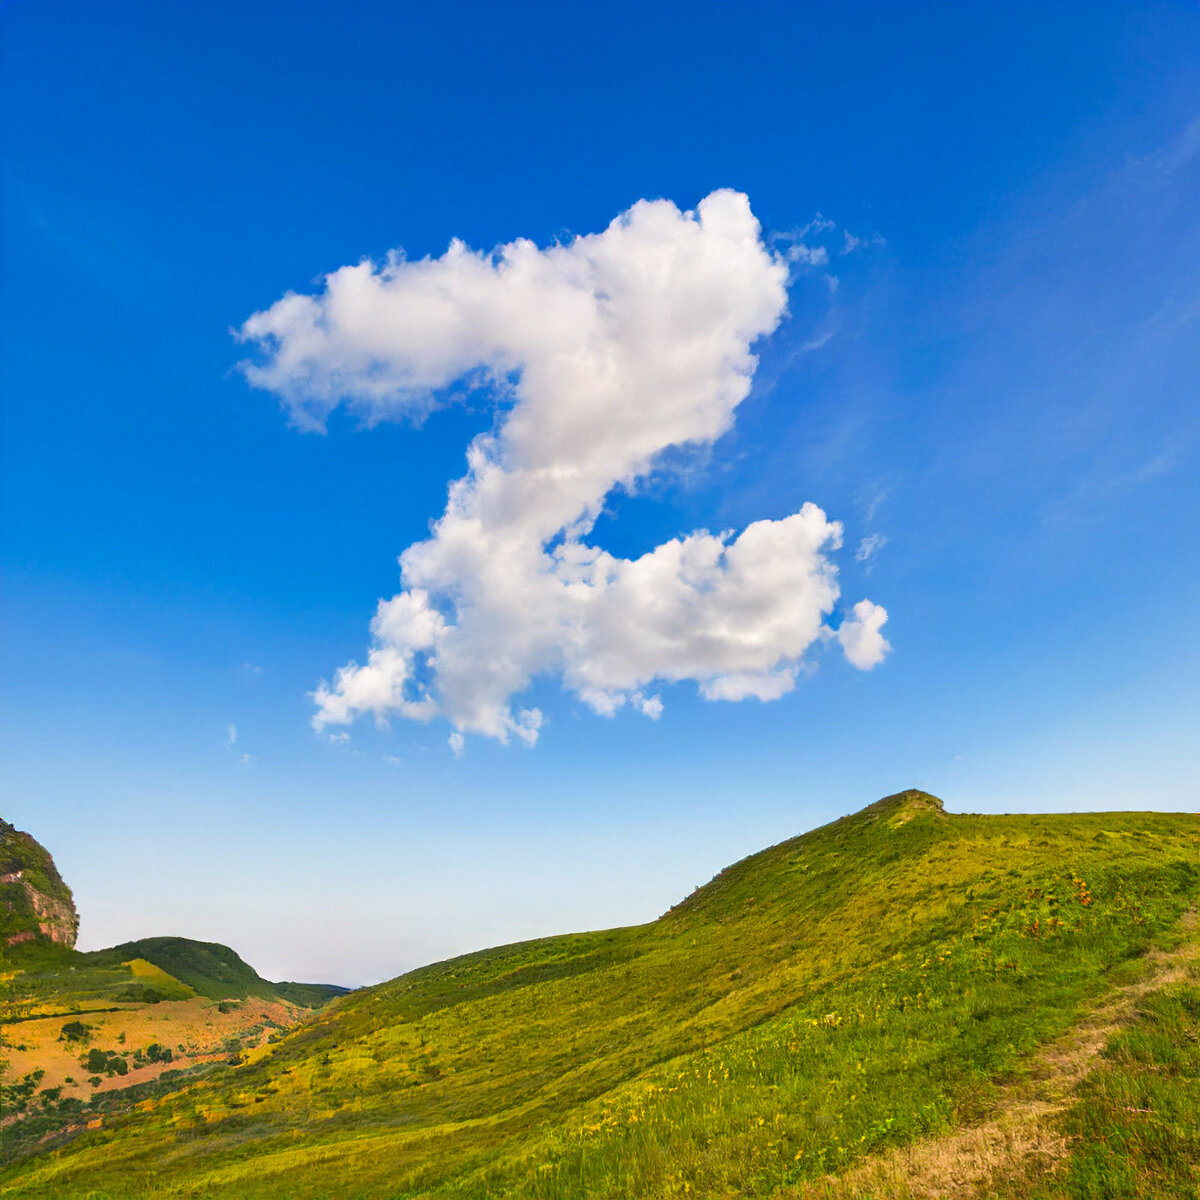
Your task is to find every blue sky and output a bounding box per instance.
[2,1,1197,986]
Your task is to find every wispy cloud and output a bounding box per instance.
[841,228,885,255]
[856,533,888,563]
[1043,444,1185,529]
[786,243,829,267]
[225,724,238,748]
[772,213,880,276]
[863,488,887,523]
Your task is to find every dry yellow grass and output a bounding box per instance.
[2,995,306,1100]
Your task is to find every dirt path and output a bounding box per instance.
[793,909,1198,1200]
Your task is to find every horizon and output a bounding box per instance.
[8,786,1197,991]
[3,1,1197,989]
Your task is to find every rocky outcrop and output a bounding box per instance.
[0,818,79,948]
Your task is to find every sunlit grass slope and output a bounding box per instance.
[2,939,346,1019]
[2,791,1196,1199]
[87,938,346,1007]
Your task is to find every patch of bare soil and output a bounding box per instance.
[791,909,1198,1200]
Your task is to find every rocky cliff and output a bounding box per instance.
[0,817,79,948]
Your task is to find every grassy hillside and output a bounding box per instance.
[86,938,283,1003]
[82,942,347,1008]
[2,792,1196,1198]
[2,936,341,1020]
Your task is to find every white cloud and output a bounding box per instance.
[382,754,403,766]
[837,600,891,669]
[225,723,237,747]
[841,228,885,255]
[700,667,798,702]
[448,731,465,757]
[798,214,836,237]
[239,752,256,766]
[773,214,838,271]
[239,191,890,748]
[856,533,888,562]
[787,243,829,267]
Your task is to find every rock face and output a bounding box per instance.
[0,818,79,948]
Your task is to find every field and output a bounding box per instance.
[1,791,1196,1198]
[2,994,307,1102]
[0,939,339,1165]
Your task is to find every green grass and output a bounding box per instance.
[1,945,193,1021]
[1,792,1196,1198]
[2,939,345,1021]
[1043,971,1200,1199]
[84,939,280,1004]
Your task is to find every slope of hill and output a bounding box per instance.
[86,937,286,1002]
[83,940,347,1007]
[1,792,1196,1198]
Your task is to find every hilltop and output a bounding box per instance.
[0,820,78,950]
[86,938,348,1006]
[2,790,1196,1198]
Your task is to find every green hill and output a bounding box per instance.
[86,937,283,1003]
[2,792,1197,1198]
[1,924,349,1021]
[78,936,353,1005]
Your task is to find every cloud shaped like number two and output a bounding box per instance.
[238,191,889,747]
